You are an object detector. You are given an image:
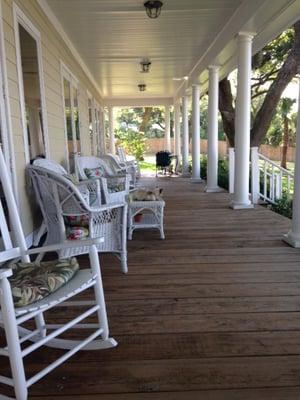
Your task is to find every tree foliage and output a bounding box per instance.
[219,21,300,147]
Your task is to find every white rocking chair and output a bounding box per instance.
[0,146,116,400]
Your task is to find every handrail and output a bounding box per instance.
[257,152,294,204]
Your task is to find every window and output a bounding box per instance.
[0,5,14,239]
[94,101,101,156]
[88,95,95,155]
[87,95,102,157]
[14,5,49,163]
[61,64,81,171]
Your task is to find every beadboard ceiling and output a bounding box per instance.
[44,0,299,102]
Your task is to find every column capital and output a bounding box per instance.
[208,65,220,71]
[236,31,256,41]
[192,83,200,88]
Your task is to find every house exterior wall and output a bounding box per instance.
[1,0,103,236]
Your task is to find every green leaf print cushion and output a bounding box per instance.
[9,257,79,308]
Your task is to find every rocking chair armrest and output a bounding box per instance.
[0,267,13,279]
[24,237,104,256]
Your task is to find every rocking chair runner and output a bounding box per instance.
[0,146,116,400]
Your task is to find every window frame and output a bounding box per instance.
[61,62,81,171]
[0,0,18,198]
[13,3,49,164]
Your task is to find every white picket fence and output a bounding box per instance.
[228,147,294,205]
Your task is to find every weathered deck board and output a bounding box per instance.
[3,176,300,399]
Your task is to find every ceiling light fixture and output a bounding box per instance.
[140,59,152,73]
[138,83,147,92]
[144,1,163,19]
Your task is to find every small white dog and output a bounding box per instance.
[128,187,163,202]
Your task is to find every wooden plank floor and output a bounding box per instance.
[4,176,300,399]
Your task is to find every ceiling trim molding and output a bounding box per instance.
[36,0,103,99]
[104,97,174,107]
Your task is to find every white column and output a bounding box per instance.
[206,65,221,192]
[164,105,171,151]
[283,80,300,247]
[230,32,254,209]
[174,102,181,159]
[108,106,115,154]
[228,147,235,193]
[182,95,190,176]
[191,84,201,182]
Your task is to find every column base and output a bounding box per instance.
[205,186,223,193]
[190,177,202,183]
[230,200,253,210]
[282,232,300,248]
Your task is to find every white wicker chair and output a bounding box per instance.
[32,158,101,206]
[27,165,128,273]
[102,154,137,187]
[31,158,102,246]
[0,146,116,400]
[75,155,130,203]
[117,147,141,179]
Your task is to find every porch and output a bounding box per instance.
[6,175,300,399]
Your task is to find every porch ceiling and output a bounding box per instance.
[43,0,299,102]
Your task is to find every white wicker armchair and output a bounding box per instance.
[75,155,130,203]
[117,146,141,179]
[102,154,137,187]
[32,158,102,206]
[27,165,128,273]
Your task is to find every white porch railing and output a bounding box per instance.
[228,147,294,205]
[257,152,294,204]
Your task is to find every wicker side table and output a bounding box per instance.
[128,200,165,240]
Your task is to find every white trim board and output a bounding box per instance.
[13,3,50,163]
[36,0,103,100]
[104,97,174,107]
[0,0,18,202]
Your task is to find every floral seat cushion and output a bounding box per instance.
[66,226,89,240]
[84,167,105,179]
[64,214,89,227]
[9,257,79,308]
[107,182,125,193]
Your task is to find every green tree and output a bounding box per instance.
[219,21,300,147]
[279,97,296,168]
[116,106,174,139]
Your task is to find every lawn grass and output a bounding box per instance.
[140,160,156,173]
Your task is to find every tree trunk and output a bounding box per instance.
[219,78,235,147]
[251,20,300,146]
[281,117,289,169]
[139,107,152,134]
